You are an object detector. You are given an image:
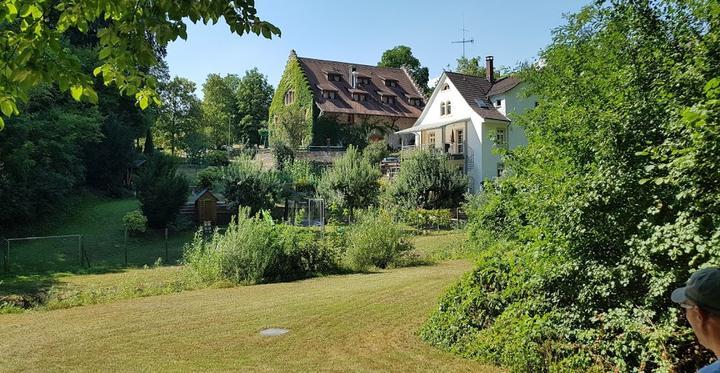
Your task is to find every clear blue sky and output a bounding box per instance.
[166,0,589,96]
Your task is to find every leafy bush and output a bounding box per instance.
[385,149,467,210]
[122,210,147,233]
[136,153,189,229]
[318,145,380,218]
[272,142,295,170]
[422,2,720,372]
[196,166,221,189]
[395,208,453,230]
[362,140,390,166]
[205,150,229,166]
[283,159,322,195]
[183,210,338,284]
[344,209,413,271]
[219,157,285,215]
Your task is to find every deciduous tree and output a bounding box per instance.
[378,45,429,93]
[0,0,279,129]
[155,77,201,156]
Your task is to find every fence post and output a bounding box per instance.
[78,235,83,267]
[4,239,9,273]
[164,228,169,264]
[124,228,128,266]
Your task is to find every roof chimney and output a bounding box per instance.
[350,66,358,89]
[485,56,494,83]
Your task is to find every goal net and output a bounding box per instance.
[3,234,87,273]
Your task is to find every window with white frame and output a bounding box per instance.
[427,132,436,146]
[456,129,464,154]
[497,162,505,177]
[440,101,452,116]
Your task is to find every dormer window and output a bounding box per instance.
[284,90,295,105]
[352,93,367,102]
[327,73,342,82]
[321,90,337,99]
[410,98,424,107]
[385,79,399,88]
[358,77,371,85]
[381,95,396,105]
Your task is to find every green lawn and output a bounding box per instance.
[0,260,498,372]
[3,193,194,274]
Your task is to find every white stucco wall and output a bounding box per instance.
[402,75,536,193]
[489,82,534,149]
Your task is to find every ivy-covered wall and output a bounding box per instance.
[268,51,315,148]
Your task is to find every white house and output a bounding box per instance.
[396,56,534,192]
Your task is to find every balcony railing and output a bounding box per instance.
[401,143,465,159]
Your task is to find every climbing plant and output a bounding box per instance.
[268,51,314,148]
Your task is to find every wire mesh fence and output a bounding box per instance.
[2,228,196,274]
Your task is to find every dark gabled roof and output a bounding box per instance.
[444,72,521,122]
[296,56,424,118]
[487,76,522,96]
[191,189,219,204]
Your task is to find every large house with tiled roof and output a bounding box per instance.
[269,50,426,148]
[397,56,534,192]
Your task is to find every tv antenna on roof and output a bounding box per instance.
[451,23,474,59]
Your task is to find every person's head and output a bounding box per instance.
[671,267,720,353]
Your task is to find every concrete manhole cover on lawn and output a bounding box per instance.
[260,328,289,337]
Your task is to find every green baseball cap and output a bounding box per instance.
[671,267,720,314]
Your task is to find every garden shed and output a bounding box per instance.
[192,189,219,224]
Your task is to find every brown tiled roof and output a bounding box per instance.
[445,72,512,122]
[487,76,522,96]
[296,56,424,118]
[316,83,338,91]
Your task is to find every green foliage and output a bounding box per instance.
[236,68,274,145]
[154,76,201,156]
[455,56,511,79]
[283,159,322,196]
[268,53,314,147]
[343,209,413,271]
[362,140,390,166]
[386,149,468,210]
[0,0,279,124]
[219,157,285,215]
[136,153,189,229]
[205,150,229,166]
[183,210,337,284]
[312,115,386,149]
[395,208,453,230]
[196,166,222,190]
[143,128,155,155]
[272,142,295,170]
[318,145,381,216]
[272,105,311,149]
[423,2,720,371]
[0,84,101,231]
[201,73,239,147]
[378,45,429,93]
[122,210,147,233]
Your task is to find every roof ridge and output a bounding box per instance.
[296,56,405,71]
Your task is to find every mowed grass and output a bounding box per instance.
[0,260,498,372]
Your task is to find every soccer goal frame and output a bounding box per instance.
[3,234,89,273]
